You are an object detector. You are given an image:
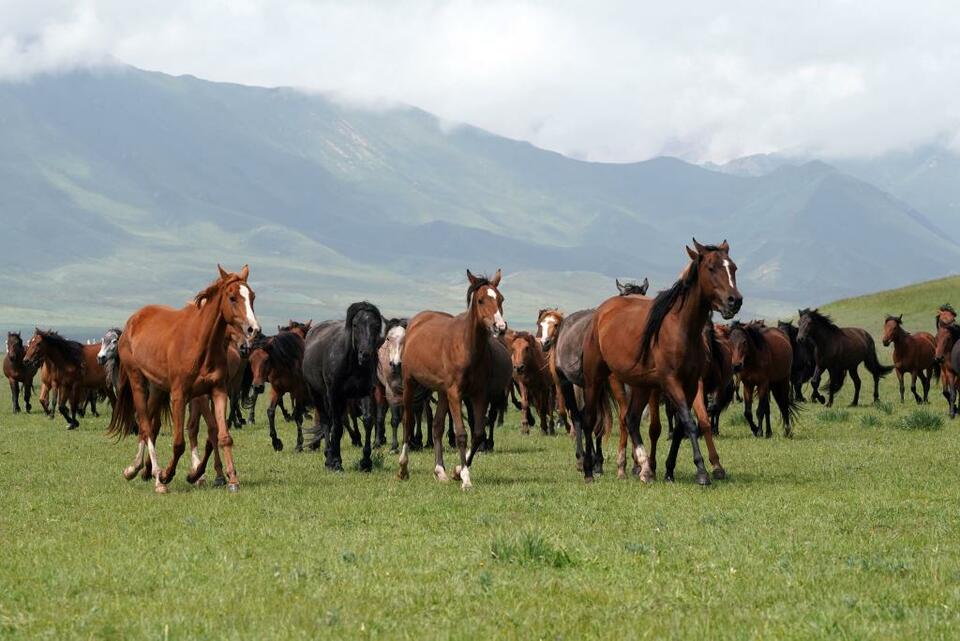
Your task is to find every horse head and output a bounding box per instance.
[383,323,406,375]
[934,323,960,365]
[97,328,122,366]
[535,308,563,352]
[687,239,742,320]
[23,328,47,368]
[202,265,261,345]
[881,315,903,347]
[346,302,383,367]
[6,331,23,363]
[467,269,507,337]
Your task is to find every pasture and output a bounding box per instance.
[2,375,959,640]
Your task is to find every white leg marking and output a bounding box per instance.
[634,445,649,468]
[460,466,472,490]
[190,446,201,472]
[434,464,449,482]
[399,443,409,466]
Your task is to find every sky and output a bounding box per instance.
[2,0,959,163]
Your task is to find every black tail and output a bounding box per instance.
[864,335,894,378]
[106,366,135,439]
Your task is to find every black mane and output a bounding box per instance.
[943,323,960,340]
[638,256,709,358]
[265,330,305,371]
[466,275,493,306]
[731,321,766,351]
[38,330,85,367]
[800,308,840,333]
[884,315,903,325]
[345,301,382,329]
[383,317,407,333]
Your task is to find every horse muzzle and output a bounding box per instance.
[882,339,891,347]
[253,384,265,395]
[390,362,402,375]
[514,364,526,375]
[935,356,945,365]
[732,362,743,374]
[719,295,743,320]
[97,354,108,366]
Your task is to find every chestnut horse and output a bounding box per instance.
[398,269,507,488]
[728,321,797,438]
[4,332,36,413]
[23,329,113,429]
[508,331,555,435]
[797,309,892,407]
[934,323,960,417]
[107,265,260,493]
[882,315,937,404]
[249,330,309,452]
[581,240,742,485]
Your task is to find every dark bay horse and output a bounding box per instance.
[107,265,260,493]
[777,320,818,402]
[728,322,797,438]
[797,309,892,407]
[398,270,507,488]
[936,304,956,330]
[24,329,113,429]
[882,315,937,404]
[581,240,742,485]
[615,278,650,297]
[249,331,309,452]
[508,331,555,435]
[4,332,36,413]
[934,323,960,417]
[302,302,382,472]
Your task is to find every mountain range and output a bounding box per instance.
[1,64,957,336]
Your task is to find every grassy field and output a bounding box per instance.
[1,370,959,640]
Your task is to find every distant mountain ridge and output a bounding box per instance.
[0,64,957,334]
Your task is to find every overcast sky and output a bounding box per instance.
[2,0,959,162]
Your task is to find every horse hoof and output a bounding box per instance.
[193,476,206,488]
[155,484,168,494]
[390,446,399,454]
[617,470,626,480]
[583,475,594,484]
[228,483,239,493]
[359,460,373,473]
[712,467,727,480]
[213,476,227,487]
[453,465,462,481]
[122,466,138,481]
[664,473,675,483]
[294,444,303,453]
[67,423,78,431]
[435,466,449,482]
[272,439,284,452]
[696,472,711,486]
[397,467,410,481]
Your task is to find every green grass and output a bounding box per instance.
[2,376,960,640]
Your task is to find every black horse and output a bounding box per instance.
[615,278,650,297]
[797,309,892,406]
[777,320,819,402]
[303,302,383,471]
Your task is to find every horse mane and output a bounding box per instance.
[383,317,407,333]
[884,315,903,325]
[639,248,720,358]
[465,274,493,306]
[942,323,960,341]
[38,330,85,367]
[264,331,304,370]
[941,303,955,314]
[345,301,382,329]
[193,274,241,307]
[801,308,841,334]
[730,321,766,351]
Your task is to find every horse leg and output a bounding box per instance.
[424,399,435,447]
[89,392,99,417]
[849,367,862,407]
[192,398,224,485]
[157,391,187,487]
[761,386,773,438]
[910,371,922,405]
[431,394,450,482]
[324,394,345,472]
[620,387,650,481]
[646,392,662,481]
[184,399,205,486]
[694,383,725,478]
[743,385,759,436]
[772,380,793,438]
[518,381,531,435]
[211,388,239,491]
[267,389,283,451]
[294,403,305,452]
[248,389,258,424]
[22,377,32,413]
[663,378,710,486]
[412,401,424,451]
[921,369,932,403]
[9,380,20,414]
[359,397,375,472]
[389,403,401,453]
[445,387,473,489]
[810,366,825,404]
[896,369,905,403]
[558,380,584,471]
[58,384,76,429]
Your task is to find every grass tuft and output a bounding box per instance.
[898,408,943,431]
[490,531,574,568]
[875,400,895,415]
[817,408,850,423]
[859,414,882,428]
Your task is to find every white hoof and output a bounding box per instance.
[193,475,206,488]
[434,465,449,482]
[460,467,472,490]
[155,483,168,494]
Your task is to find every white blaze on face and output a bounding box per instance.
[386,326,405,367]
[722,259,735,288]
[488,288,506,332]
[238,285,260,335]
[539,317,557,346]
[97,340,110,361]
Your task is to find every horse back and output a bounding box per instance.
[554,308,595,386]
[762,328,793,381]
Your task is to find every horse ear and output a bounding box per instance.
[641,277,649,292]
[898,314,903,322]
[719,239,729,252]
[239,264,249,281]
[686,245,698,260]
[692,238,707,253]
[490,269,502,288]
[616,279,625,294]
[466,269,478,286]
[218,264,229,279]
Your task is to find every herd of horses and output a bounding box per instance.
[3,242,959,493]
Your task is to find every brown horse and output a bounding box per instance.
[107,265,260,493]
[936,304,956,330]
[508,331,555,435]
[23,329,113,429]
[398,269,507,488]
[882,315,937,404]
[581,240,742,485]
[4,332,36,413]
[38,362,57,418]
[728,321,797,438]
[249,331,309,452]
[934,323,960,417]
[797,309,892,407]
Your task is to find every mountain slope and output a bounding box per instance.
[0,65,957,333]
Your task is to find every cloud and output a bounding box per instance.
[1,0,959,162]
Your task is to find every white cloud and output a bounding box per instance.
[1,0,959,162]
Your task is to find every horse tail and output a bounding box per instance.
[864,335,894,378]
[106,366,135,440]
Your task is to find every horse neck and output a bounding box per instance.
[464,303,491,364]
[669,278,712,352]
[193,294,231,372]
[41,342,71,370]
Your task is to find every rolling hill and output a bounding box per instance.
[1,64,958,336]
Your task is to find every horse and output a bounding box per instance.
[397,270,507,488]
[797,309,892,407]
[936,304,956,330]
[244,321,309,426]
[777,320,818,402]
[728,321,798,438]
[581,240,742,485]
[24,329,113,429]
[107,265,260,493]
[934,323,960,417]
[375,319,435,453]
[38,362,57,418]
[882,315,937,404]
[302,302,383,472]
[4,332,36,413]
[249,331,309,452]
[508,331,555,435]
[615,278,650,297]
[468,334,513,451]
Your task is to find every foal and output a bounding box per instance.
[728,322,797,438]
[882,315,937,404]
